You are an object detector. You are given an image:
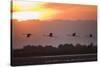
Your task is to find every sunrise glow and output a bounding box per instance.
[12,0,97,21]
[12,1,60,21]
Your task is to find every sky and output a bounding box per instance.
[12,0,97,49]
[12,0,97,21]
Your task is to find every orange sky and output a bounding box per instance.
[12,1,97,21]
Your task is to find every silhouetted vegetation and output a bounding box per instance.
[13,43,97,57]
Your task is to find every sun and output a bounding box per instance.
[12,0,59,21]
[13,12,42,21]
[12,1,44,21]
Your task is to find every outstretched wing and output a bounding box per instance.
[67,34,80,37]
[43,34,57,38]
[23,33,32,38]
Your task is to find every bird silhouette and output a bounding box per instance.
[89,34,93,38]
[24,33,32,38]
[43,33,56,38]
[67,32,79,37]
[49,33,53,37]
[72,33,76,37]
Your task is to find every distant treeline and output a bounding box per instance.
[13,43,97,57]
